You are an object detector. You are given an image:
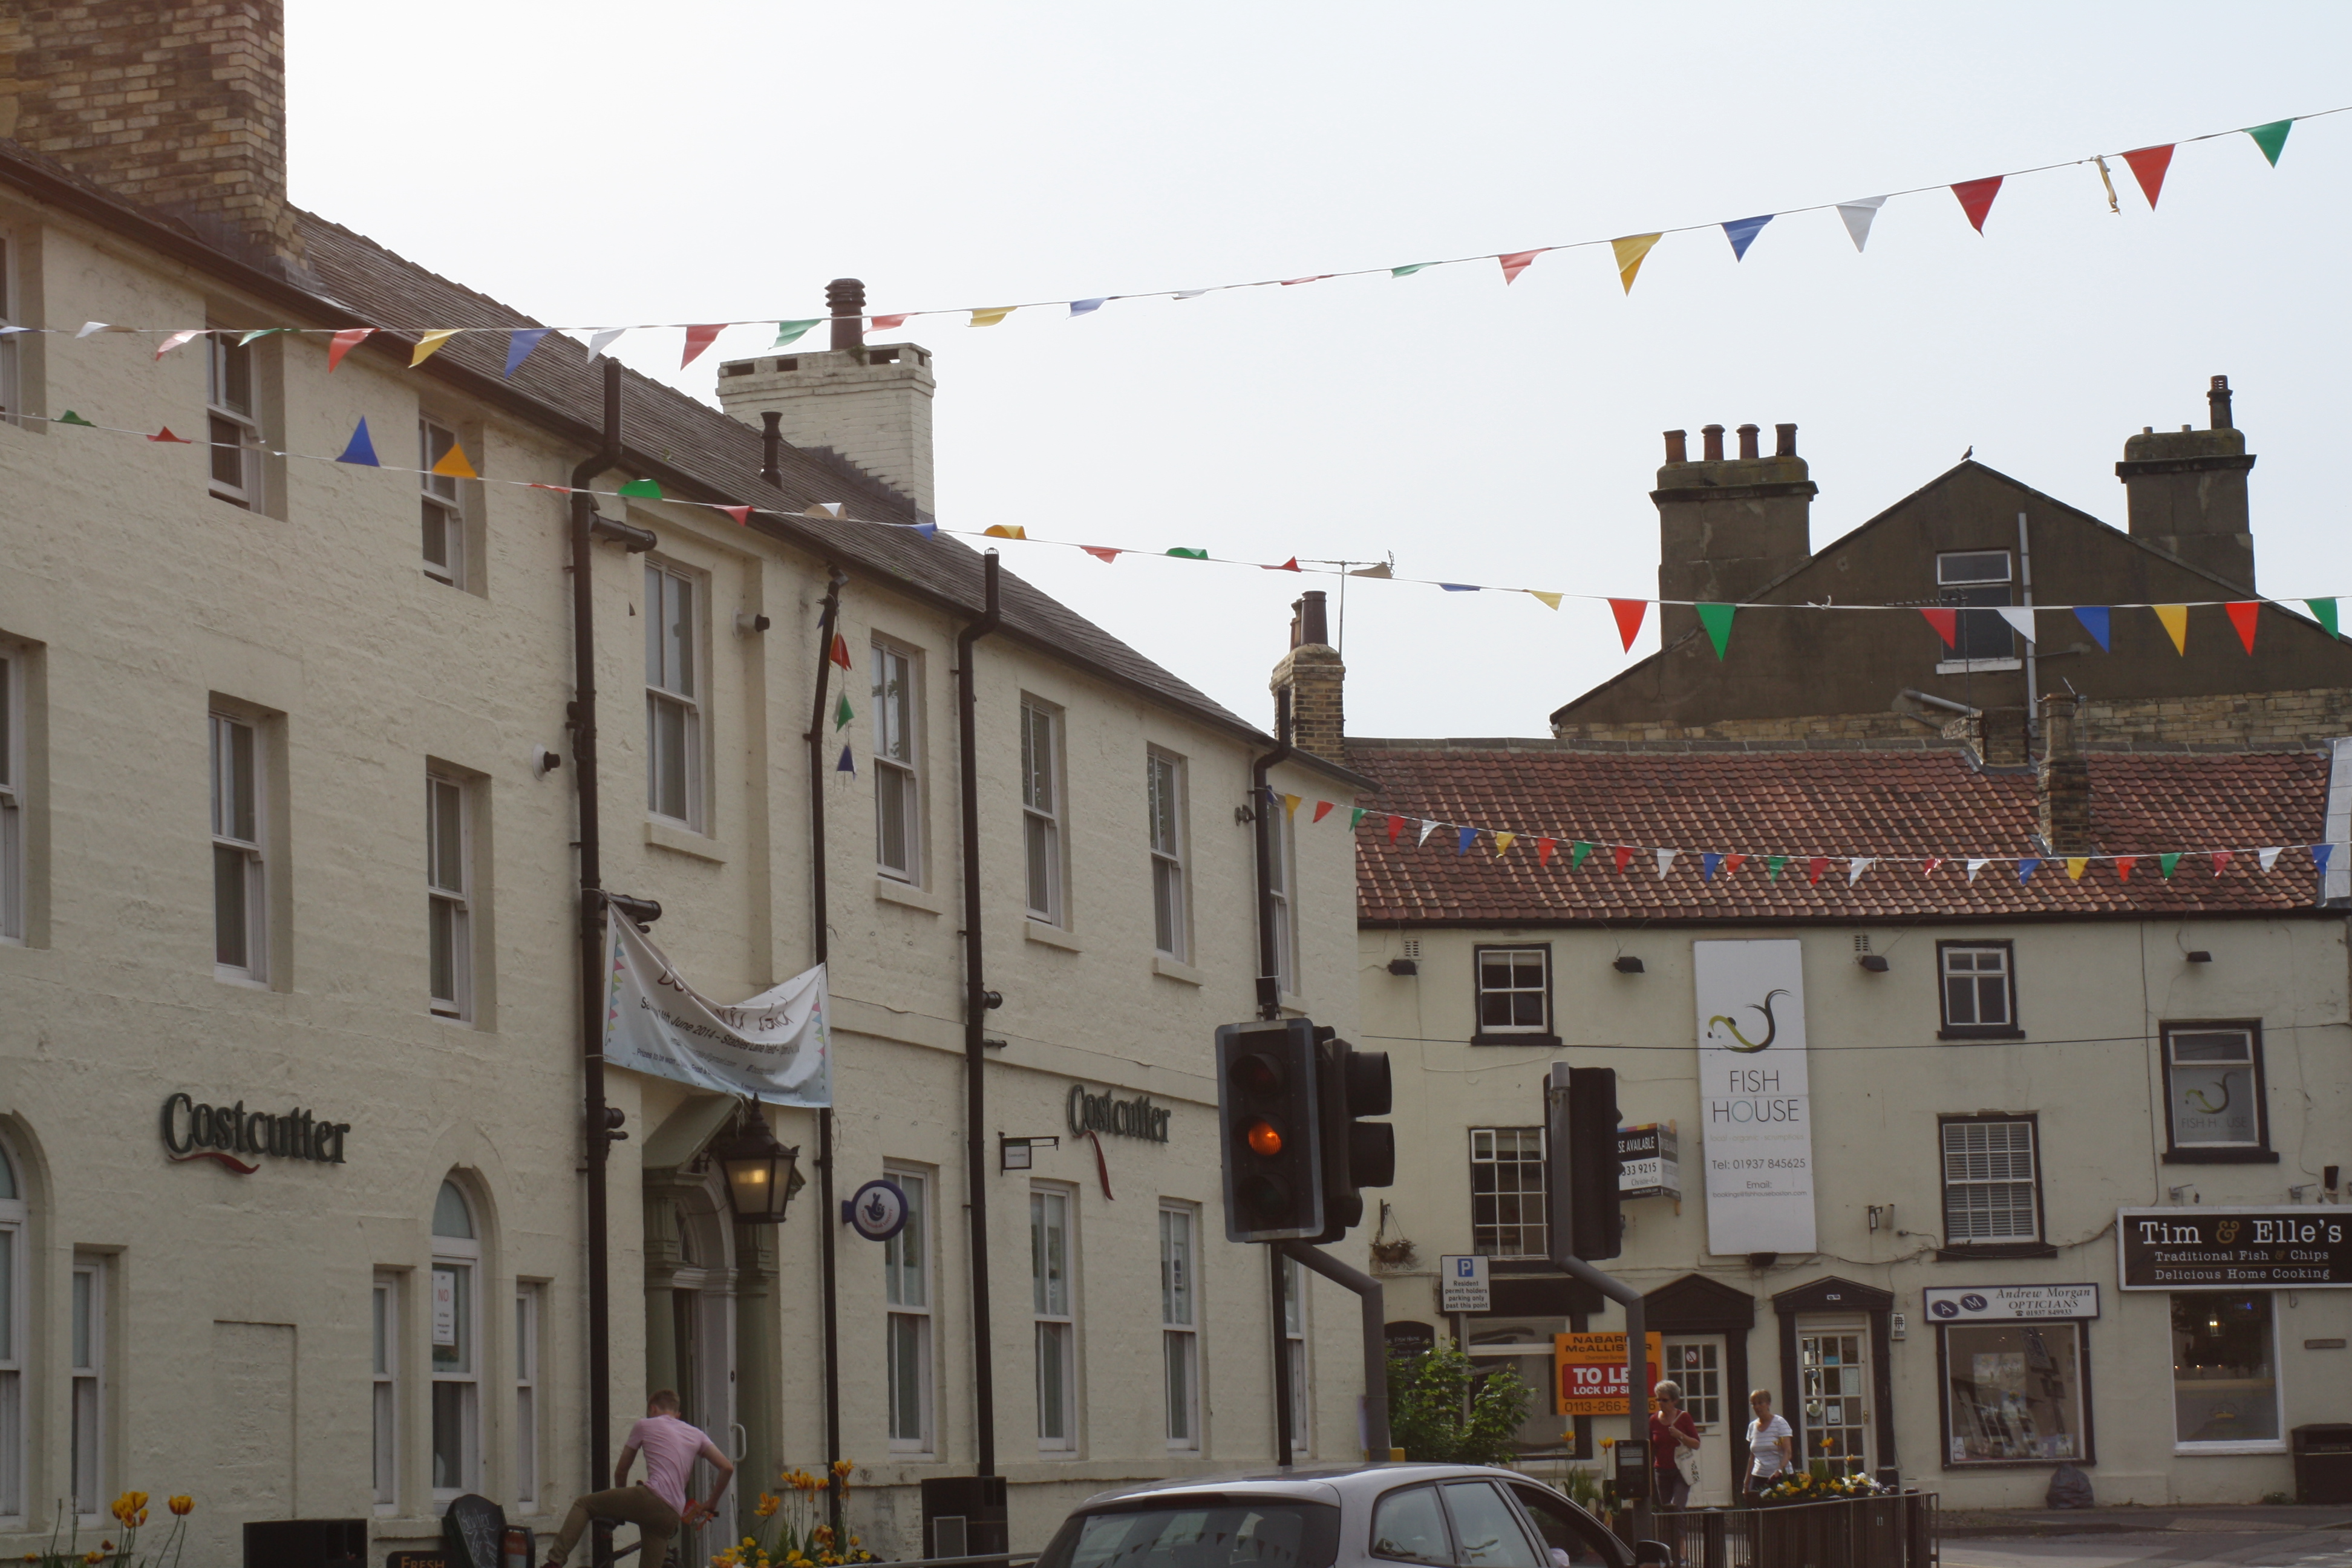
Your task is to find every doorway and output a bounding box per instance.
[655,1192,740,1568]
[1795,1316,1872,1476]
[1661,1336,1733,1506]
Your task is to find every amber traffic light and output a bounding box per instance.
[1215,1020,1325,1242]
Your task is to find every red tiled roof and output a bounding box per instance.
[1349,744,2333,924]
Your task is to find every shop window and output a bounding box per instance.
[1474,947,1553,1042]
[1031,1185,1077,1451]
[2172,1292,2281,1449]
[1467,1325,1571,1457]
[372,1275,399,1512]
[644,561,705,831]
[70,1256,104,1520]
[419,419,466,588]
[0,1138,22,1521]
[872,642,922,884]
[1938,1116,2043,1250]
[431,1179,482,1497]
[1021,701,1064,925]
[1147,751,1187,961]
[1937,941,2020,1040]
[884,1166,932,1454]
[2161,1023,2273,1162]
[1469,1128,1548,1258]
[1936,550,2015,665]
[1939,1319,2089,1465]
[1160,1204,1198,1450]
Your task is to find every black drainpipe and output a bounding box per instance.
[955,551,1005,1477]
[1251,686,1295,1021]
[803,563,850,1535]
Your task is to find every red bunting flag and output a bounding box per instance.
[1498,250,1543,284]
[1265,557,1302,572]
[1952,177,2004,234]
[2115,856,2137,882]
[327,326,375,371]
[2122,145,2175,209]
[1723,853,1748,877]
[717,505,751,526]
[148,426,191,443]
[1280,276,1331,287]
[2212,851,2235,873]
[828,633,852,670]
[1537,837,1557,867]
[1806,856,1829,884]
[871,314,909,332]
[1919,607,1957,648]
[1386,815,1405,844]
[1922,856,1944,875]
[1082,546,1121,563]
[681,324,725,367]
[1312,801,1334,823]
[1608,598,1648,652]
[2226,601,2260,653]
[1612,844,1635,874]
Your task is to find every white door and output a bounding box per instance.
[1661,1336,1733,1506]
[1795,1316,1873,1477]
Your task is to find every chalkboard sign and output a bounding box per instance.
[387,1555,452,1568]
[442,1494,508,1568]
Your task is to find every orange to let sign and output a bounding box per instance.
[1553,1331,1664,1416]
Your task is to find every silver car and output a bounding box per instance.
[1032,1464,1673,1568]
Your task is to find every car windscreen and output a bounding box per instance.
[1036,1498,1342,1568]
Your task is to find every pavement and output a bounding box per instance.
[1936,1506,2352,1568]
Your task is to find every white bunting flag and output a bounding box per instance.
[2259,847,2283,871]
[1655,848,1678,878]
[1995,606,2038,644]
[1847,857,1874,885]
[1418,820,1441,846]
[154,328,203,359]
[586,328,627,361]
[1837,197,1889,253]
[1965,858,1989,883]
[77,321,134,338]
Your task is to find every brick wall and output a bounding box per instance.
[0,2,301,272]
[1272,642,1345,763]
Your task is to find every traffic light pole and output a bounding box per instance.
[1270,1249,1293,1466]
[1545,1063,1651,1544]
[1278,1240,1391,1461]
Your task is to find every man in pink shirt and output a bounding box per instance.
[546,1391,734,1568]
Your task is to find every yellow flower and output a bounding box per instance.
[83,1554,104,1566]
[831,1458,853,1476]
[169,1497,195,1517]
[755,1493,780,1519]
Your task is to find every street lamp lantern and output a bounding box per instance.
[714,1102,803,1224]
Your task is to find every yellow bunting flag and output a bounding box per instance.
[970,307,1017,327]
[1612,234,1663,294]
[1527,591,1563,610]
[1494,832,1517,858]
[430,440,479,480]
[2153,604,2189,655]
[1281,794,1302,820]
[410,330,462,367]
[2065,857,2089,881]
[982,524,1027,540]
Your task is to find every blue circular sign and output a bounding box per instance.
[1929,1299,1959,1318]
[844,1178,910,1243]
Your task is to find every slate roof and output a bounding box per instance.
[1350,742,2335,925]
[0,137,1277,750]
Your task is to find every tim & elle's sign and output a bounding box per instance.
[1067,1083,1171,1143]
[1924,1284,2100,1321]
[160,1093,349,1175]
[2117,1206,2351,1290]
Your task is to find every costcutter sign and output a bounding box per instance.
[2118,1207,2352,1289]
[1067,1084,1171,1143]
[160,1093,349,1175]
[1924,1284,2100,1321]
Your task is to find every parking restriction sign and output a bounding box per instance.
[1438,1255,1491,1313]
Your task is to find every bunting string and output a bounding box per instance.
[11,106,2345,362]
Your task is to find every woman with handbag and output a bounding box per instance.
[1744,1389,1795,1501]
[1650,1380,1702,1510]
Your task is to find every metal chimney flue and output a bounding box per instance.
[2208,374,2234,431]
[827,278,866,353]
[760,411,783,487]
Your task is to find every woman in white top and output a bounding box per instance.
[1744,1388,1794,1498]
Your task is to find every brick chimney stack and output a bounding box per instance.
[2036,693,2091,853]
[1,2,305,276]
[1271,591,1345,763]
[1653,421,1815,647]
[2116,375,2256,593]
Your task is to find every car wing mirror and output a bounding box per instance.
[1633,1541,1676,1568]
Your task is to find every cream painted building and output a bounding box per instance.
[1348,732,2352,1509]
[0,8,1371,1561]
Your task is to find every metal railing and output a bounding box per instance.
[1653,1492,1938,1568]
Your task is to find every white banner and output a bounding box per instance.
[1694,939,1816,1255]
[1924,1284,2100,1322]
[602,916,832,1106]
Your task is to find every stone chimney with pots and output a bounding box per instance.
[0,2,306,276]
[1653,421,1815,646]
[2036,693,2091,853]
[2116,375,2256,592]
[1271,590,1345,763]
[715,278,938,516]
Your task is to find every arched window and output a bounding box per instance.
[430,1178,482,1498]
[0,1138,22,1520]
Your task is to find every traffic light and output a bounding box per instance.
[1215,1019,1324,1241]
[1312,1030,1395,1243]
[1563,1066,1623,1261]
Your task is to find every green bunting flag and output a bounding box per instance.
[1696,602,1736,659]
[617,478,662,498]
[1391,263,1434,277]
[2247,119,2292,167]
[1570,840,1595,870]
[2158,852,2182,879]
[1766,855,1787,881]
[834,693,853,731]
[772,319,824,348]
[56,410,95,426]
[1166,547,1208,560]
[2308,598,2341,639]
[1350,808,1368,829]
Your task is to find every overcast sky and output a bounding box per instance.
[289,2,2352,740]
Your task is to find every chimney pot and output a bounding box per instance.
[2208,374,2234,430]
[1737,423,1761,460]
[760,411,782,487]
[1298,590,1330,648]
[2036,693,2091,853]
[827,278,867,353]
[1702,424,1726,462]
[1664,430,1688,464]
[1775,423,1798,459]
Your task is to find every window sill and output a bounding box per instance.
[1938,1026,2025,1042]
[1026,921,1082,953]
[2174,1441,2288,1456]
[214,965,272,990]
[2162,1148,2280,1164]
[1153,955,1204,986]
[875,877,944,915]
[644,818,724,863]
[1939,1457,2089,1471]
[1935,1242,2057,1262]
[1934,658,2022,675]
[1472,1032,1563,1048]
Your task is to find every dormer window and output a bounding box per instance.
[1936,550,2014,664]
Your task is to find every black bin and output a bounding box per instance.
[921,1474,1008,1558]
[2292,1423,2352,1506]
[243,1518,365,1568]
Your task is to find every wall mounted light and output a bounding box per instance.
[1857,955,1890,973]
[713,1103,803,1224]
[2168,1184,2200,1204]
[1613,956,1645,975]
[2184,950,2213,964]
[1386,958,1419,976]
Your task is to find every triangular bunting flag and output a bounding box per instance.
[431,440,479,480]
[1965,858,1988,883]
[1166,548,1209,560]
[504,327,551,377]
[1610,598,1648,652]
[586,328,626,360]
[1418,820,1440,847]
[2226,601,2259,653]
[1537,837,1557,867]
[335,417,381,466]
[717,505,751,526]
[1724,853,1748,877]
[829,634,852,670]
[1722,215,1774,261]
[2306,598,2340,639]
[2259,848,2282,871]
[1068,299,1106,318]
[772,319,823,347]
[1387,816,1405,844]
[970,307,1017,327]
[2312,843,2334,873]
[2064,857,2088,881]
[1952,177,2004,233]
[1528,591,1563,610]
[1696,603,1736,659]
[1806,856,1829,884]
[2212,850,2235,873]
[1572,841,1596,869]
[1612,234,1662,293]
[1837,197,1889,252]
[1995,606,2036,644]
[1279,276,1331,287]
[836,745,855,777]
[913,522,938,538]
[1702,852,1723,882]
[75,322,130,337]
[2115,857,2137,881]
[1655,848,1677,878]
[617,478,661,498]
[54,411,94,426]
[411,329,462,368]
[1612,844,1635,874]
[237,328,290,347]
[1439,583,1479,592]
[1766,855,1788,881]
[1919,607,1957,648]
[2154,604,2189,655]
[1847,857,1873,886]
[2247,119,2292,168]
[1498,250,1541,284]
[2074,606,2111,651]
[806,503,846,518]
[834,693,854,731]
[327,327,375,371]
[154,328,201,360]
[1081,547,1120,564]
[2159,852,2181,879]
[1922,856,1944,875]
[1493,832,1516,857]
[1391,263,1433,277]
[1283,795,1304,820]
[2122,145,2175,209]
[984,525,1027,540]
[2017,858,2042,883]
[871,314,909,332]
[1266,558,1302,572]
[148,426,191,443]
[681,325,725,367]
[1312,801,1335,823]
